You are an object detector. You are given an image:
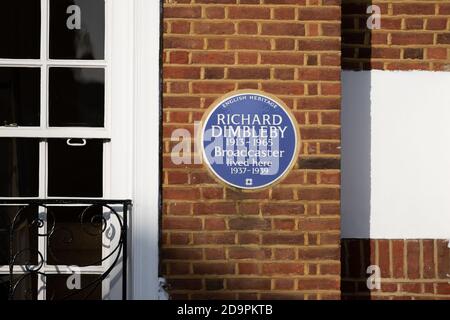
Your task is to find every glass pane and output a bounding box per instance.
[0,274,37,300]
[50,0,105,60]
[0,1,41,59]
[47,206,102,266]
[0,67,40,127]
[46,274,102,300]
[48,139,103,197]
[0,206,39,266]
[49,68,105,127]
[0,138,39,197]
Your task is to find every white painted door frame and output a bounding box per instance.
[111,0,161,299]
[130,0,161,300]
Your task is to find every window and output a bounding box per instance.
[0,0,124,300]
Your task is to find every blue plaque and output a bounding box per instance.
[201,90,299,190]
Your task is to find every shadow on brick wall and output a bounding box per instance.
[341,0,374,300]
[342,0,373,70]
[341,239,372,299]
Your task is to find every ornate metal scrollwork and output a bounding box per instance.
[1,200,130,301]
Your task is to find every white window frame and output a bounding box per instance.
[0,0,161,300]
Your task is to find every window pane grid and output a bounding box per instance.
[0,0,112,301]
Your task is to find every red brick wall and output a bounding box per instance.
[341,239,450,299]
[162,0,341,300]
[342,0,450,70]
[341,0,450,300]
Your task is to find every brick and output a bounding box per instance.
[164,37,204,49]
[227,278,271,290]
[164,96,200,108]
[164,188,201,200]
[262,263,304,275]
[406,240,420,279]
[238,233,260,245]
[164,7,202,19]
[298,278,339,290]
[261,52,304,65]
[321,263,340,275]
[426,48,447,60]
[170,233,191,245]
[226,189,269,200]
[193,233,236,245]
[422,240,435,279]
[228,38,271,50]
[322,23,340,36]
[169,262,190,275]
[378,240,391,278]
[168,203,191,215]
[229,247,271,260]
[436,240,450,278]
[426,18,448,30]
[205,248,225,260]
[298,247,339,260]
[299,217,339,231]
[274,248,296,260]
[391,33,434,45]
[191,52,235,64]
[437,33,450,44]
[274,69,295,80]
[193,263,235,275]
[192,82,235,94]
[191,172,216,184]
[262,234,305,245]
[237,203,260,215]
[298,188,340,201]
[237,22,258,35]
[205,7,225,19]
[392,240,405,278]
[164,66,201,79]
[262,23,305,36]
[163,248,202,260]
[404,18,424,30]
[194,22,235,35]
[439,4,450,15]
[262,203,305,215]
[298,8,340,21]
[262,83,304,95]
[298,39,340,51]
[393,4,435,15]
[229,218,271,231]
[205,279,224,291]
[163,217,202,230]
[238,263,260,275]
[171,21,190,34]
[193,202,236,215]
[275,38,295,50]
[298,68,340,81]
[169,279,203,290]
[274,279,295,290]
[371,48,401,59]
[169,51,189,64]
[228,67,271,79]
[401,283,422,293]
[274,8,295,20]
[404,48,423,60]
[204,67,225,79]
[228,7,270,19]
[205,218,226,231]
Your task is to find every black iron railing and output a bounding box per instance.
[0,199,131,300]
